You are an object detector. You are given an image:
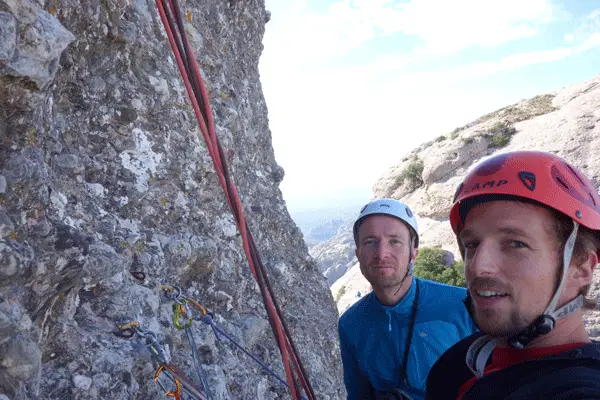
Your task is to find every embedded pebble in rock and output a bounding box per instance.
[72,375,92,391]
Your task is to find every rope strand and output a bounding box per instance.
[153,1,315,398]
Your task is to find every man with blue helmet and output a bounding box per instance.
[338,198,477,400]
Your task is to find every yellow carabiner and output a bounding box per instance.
[173,303,192,330]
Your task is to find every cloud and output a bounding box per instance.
[333,0,558,54]
[444,47,574,79]
[334,5,600,87]
[261,1,376,69]
[577,33,600,53]
[571,8,600,53]
[261,0,568,98]
[260,1,600,210]
[329,0,557,54]
[263,0,559,70]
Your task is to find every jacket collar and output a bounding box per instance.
[373,277,418,317]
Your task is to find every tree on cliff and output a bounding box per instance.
[413,247,466,287]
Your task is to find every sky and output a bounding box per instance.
[258,0,600,213]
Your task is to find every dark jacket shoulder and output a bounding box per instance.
[426,336,600,400]
[425,332,483,400]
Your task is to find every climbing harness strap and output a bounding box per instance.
[400,279,420,386]
[114,322,208,400]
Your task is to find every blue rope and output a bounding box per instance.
[200,313,304,396]
[185,325,214,400]
[161,286,307,399]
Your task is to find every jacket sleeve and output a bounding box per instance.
[339,321,375,400]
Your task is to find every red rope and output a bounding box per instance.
[154,1,315,399]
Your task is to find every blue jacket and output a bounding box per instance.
[338,278,478,400]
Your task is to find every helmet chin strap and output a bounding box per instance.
[393,251,415,297]
[507,221,581,349]
[465,221,582,378]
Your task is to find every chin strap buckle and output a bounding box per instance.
[507,314,556,349]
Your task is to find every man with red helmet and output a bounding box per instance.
[425,150,600,400]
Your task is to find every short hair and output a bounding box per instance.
[550,210,600,310]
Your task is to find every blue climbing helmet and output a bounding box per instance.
[353,198,419,247]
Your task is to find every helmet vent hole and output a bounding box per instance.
[555,176,570,190]
[566,164,586,186]
[590,193,597,207]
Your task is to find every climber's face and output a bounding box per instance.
[356,215,417,293]
[460,200,561,337]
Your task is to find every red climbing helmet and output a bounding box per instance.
[449,150,600,236]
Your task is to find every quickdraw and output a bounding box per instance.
[163,284,213,399]
[114,322,208,400]
[161,285,306,399]
[173,303,193,330]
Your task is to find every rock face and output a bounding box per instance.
[0,1,344,399]
[309,221,356,285]
[330,263,371,315]
[307,219,347,245]
[291,204,359,247]
[332,74,600,331]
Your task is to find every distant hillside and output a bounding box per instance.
[309,220,356,284]
[291,204,359,246]
[326,74,600,332]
